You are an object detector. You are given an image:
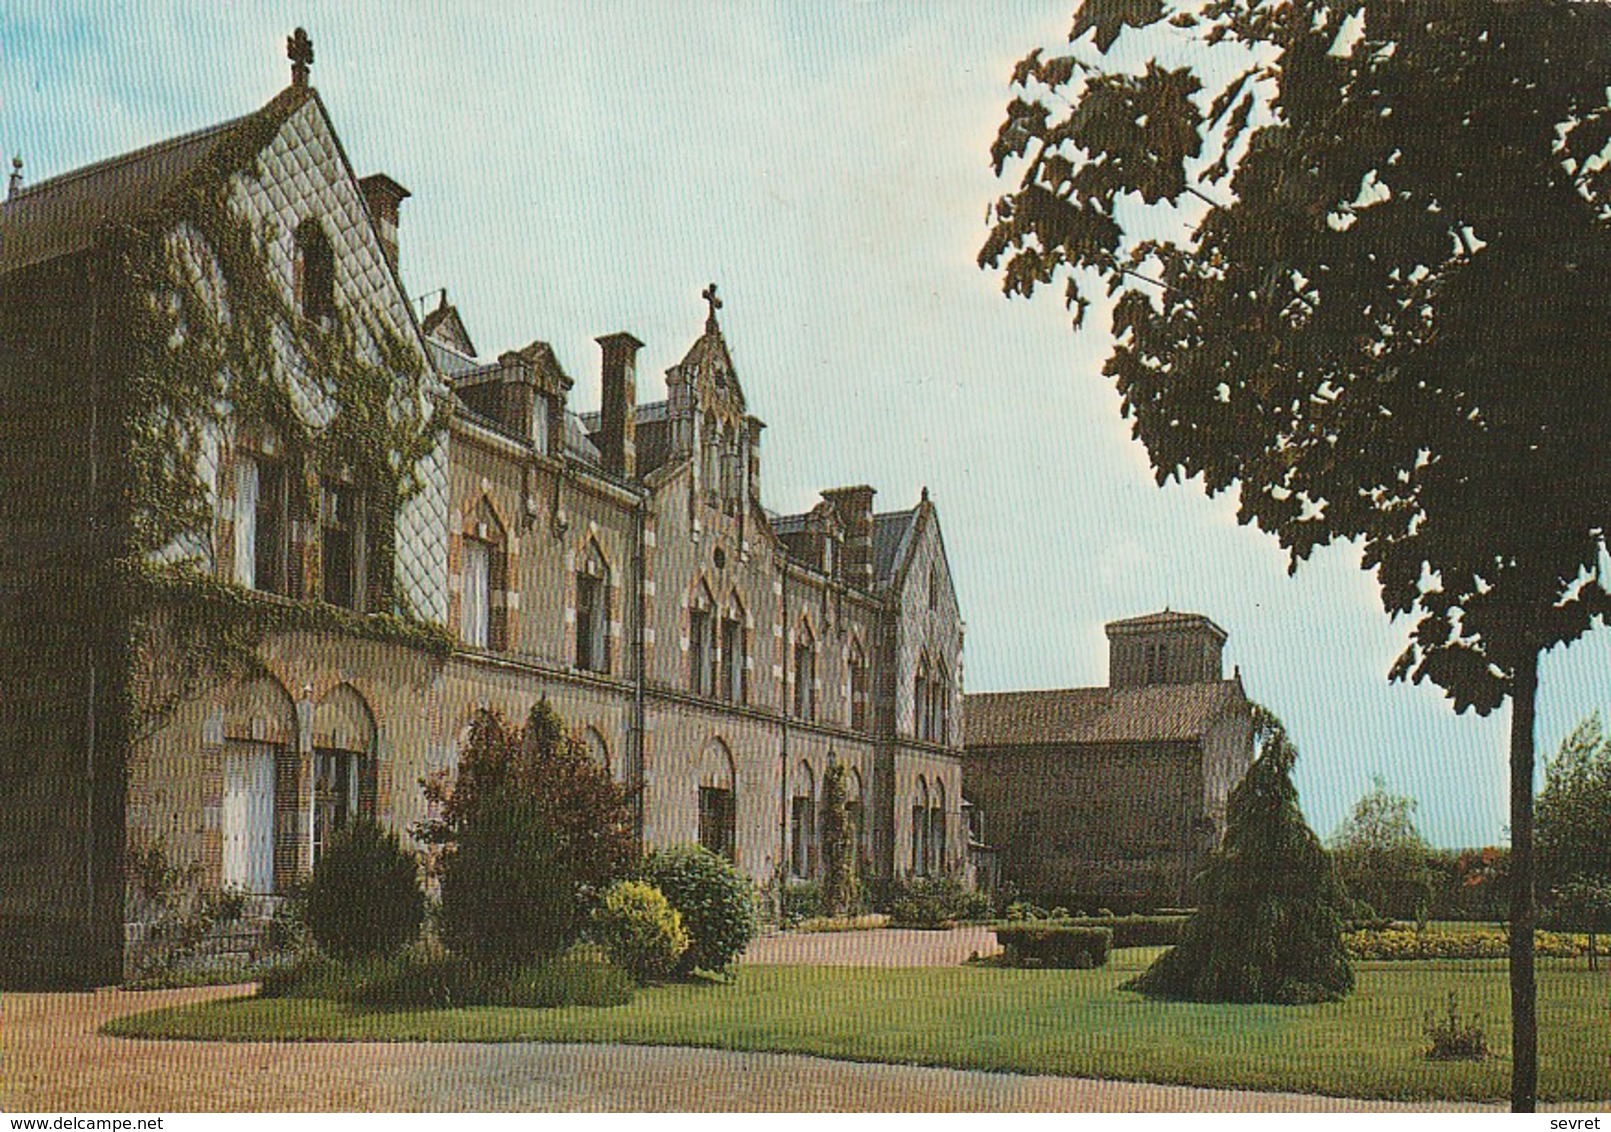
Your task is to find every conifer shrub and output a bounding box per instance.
[591,880,689,982]
[304,818,426,960]
[1126,707,1355,1004]
[820,761,859,916]
[419,705,635,969]
[641,845,757,975]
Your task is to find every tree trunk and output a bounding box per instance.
[1509,647,1539,1113]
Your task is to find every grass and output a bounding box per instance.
[105,948,1611,1104]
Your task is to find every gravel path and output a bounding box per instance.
[2,983,1517,1113]
[742,925,1000,967]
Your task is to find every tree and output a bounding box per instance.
[1536,715,1611,969]
[304,817,426,960]
[981,1,1611,1109]
[1536,715,1611,892]
[417,703,635,967]
[820,760,859,917]
[1128,705,1354,1004]
[1329,780,1434,922]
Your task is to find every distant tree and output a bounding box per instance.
[1427,846,1510,924]
[1536,715,1611,892]
[1536,715,1611,969]
[981,1,1611,1109]
[417,703,635,967]
[1329,781,1434,922]
[820,760,859,917]
[1128,706,1353,1004]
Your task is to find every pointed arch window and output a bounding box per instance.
[931,778,947,874]
[294,219,335,325]
[791,761,817,879]
[848,639,869,732]
[914,654,931,741]
[793,620,817,721]
[911,776,930,877]
[689,581,717,695]
[720,595,746,703]
[576,541,611,674]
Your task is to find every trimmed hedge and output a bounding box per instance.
[1343,927,1587,961]
[996,924,1113,969]
[1067,915,1187,948]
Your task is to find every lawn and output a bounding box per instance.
[105,948,1611,1104]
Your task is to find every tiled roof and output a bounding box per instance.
[965,679,1245,748]
[1107,609,1227,639]
[0,87,308,277]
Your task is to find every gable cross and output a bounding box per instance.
[288,28,314,88]
[702,282,722,331]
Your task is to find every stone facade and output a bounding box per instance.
[963,612,1253,912]
[0,52,964,986]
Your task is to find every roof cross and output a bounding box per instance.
[288,28,314,88]
[702,282,722,331]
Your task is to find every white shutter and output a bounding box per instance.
[234,458,259,588]
[461,539,489,647]
[223,745,275,893]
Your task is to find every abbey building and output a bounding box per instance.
[0,36,963,985]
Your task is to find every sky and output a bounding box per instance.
[4,1,1608,848]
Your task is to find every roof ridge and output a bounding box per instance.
[8,114,247,203]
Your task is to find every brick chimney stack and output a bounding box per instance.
[596,332,643,480]
[821,485,876,590]
[359,174,410,273]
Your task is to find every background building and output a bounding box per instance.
[964,612,1253,911]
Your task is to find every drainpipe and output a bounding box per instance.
[85,236,103,973]
[632,493,647,851]
[778,565,789,897]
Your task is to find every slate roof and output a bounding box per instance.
[1107,609,1228,640]
[0,87,306,277]
[964,679,1245,748]
[872,508,917,584]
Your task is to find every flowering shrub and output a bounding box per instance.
[1343,927,1587,961]
[591,881,689,982]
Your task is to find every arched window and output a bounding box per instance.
[847,765,868,873]
[911,776,930,877]
[582,727,610,774]
[220,676,297,895]
[931,778,947,875]
[848,639,869,732]
[294,219,335,324]
[688,580,717,695]
[793,619,817,720]
[791,760,817,879]
[698,739,737,863]
[914,654,930,741]
[720,593,746,703]
[576,540,610,673]
[933,660,950,746]
[309,684,377,867]
[702,414,721,505]
[460,498,509,650]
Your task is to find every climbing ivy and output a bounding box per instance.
[106,85,449,735]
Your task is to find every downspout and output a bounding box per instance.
[778,564,789,899]
[85,239,103,961]
[633,491,647,851]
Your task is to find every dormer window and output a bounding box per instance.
[294,220,335,325]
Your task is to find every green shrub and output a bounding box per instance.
[820,761,859,916]
[1128,708,1354,1005]
[888,875,991,929]
[264,940,634,1008]
[642,845,757,975]
[1343,926,1586,960]
[780,879,824,926]
[1424,992,1488,1061]
[1064,915,1187,948]
[997,924,1112,968]
[305,818,426,960]
[419,705,635,969]
[591,880,689,982]
[438,790,572,966]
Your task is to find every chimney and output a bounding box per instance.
[359,173,410,273]
[821,485,876,590]
[596,332,643,479]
